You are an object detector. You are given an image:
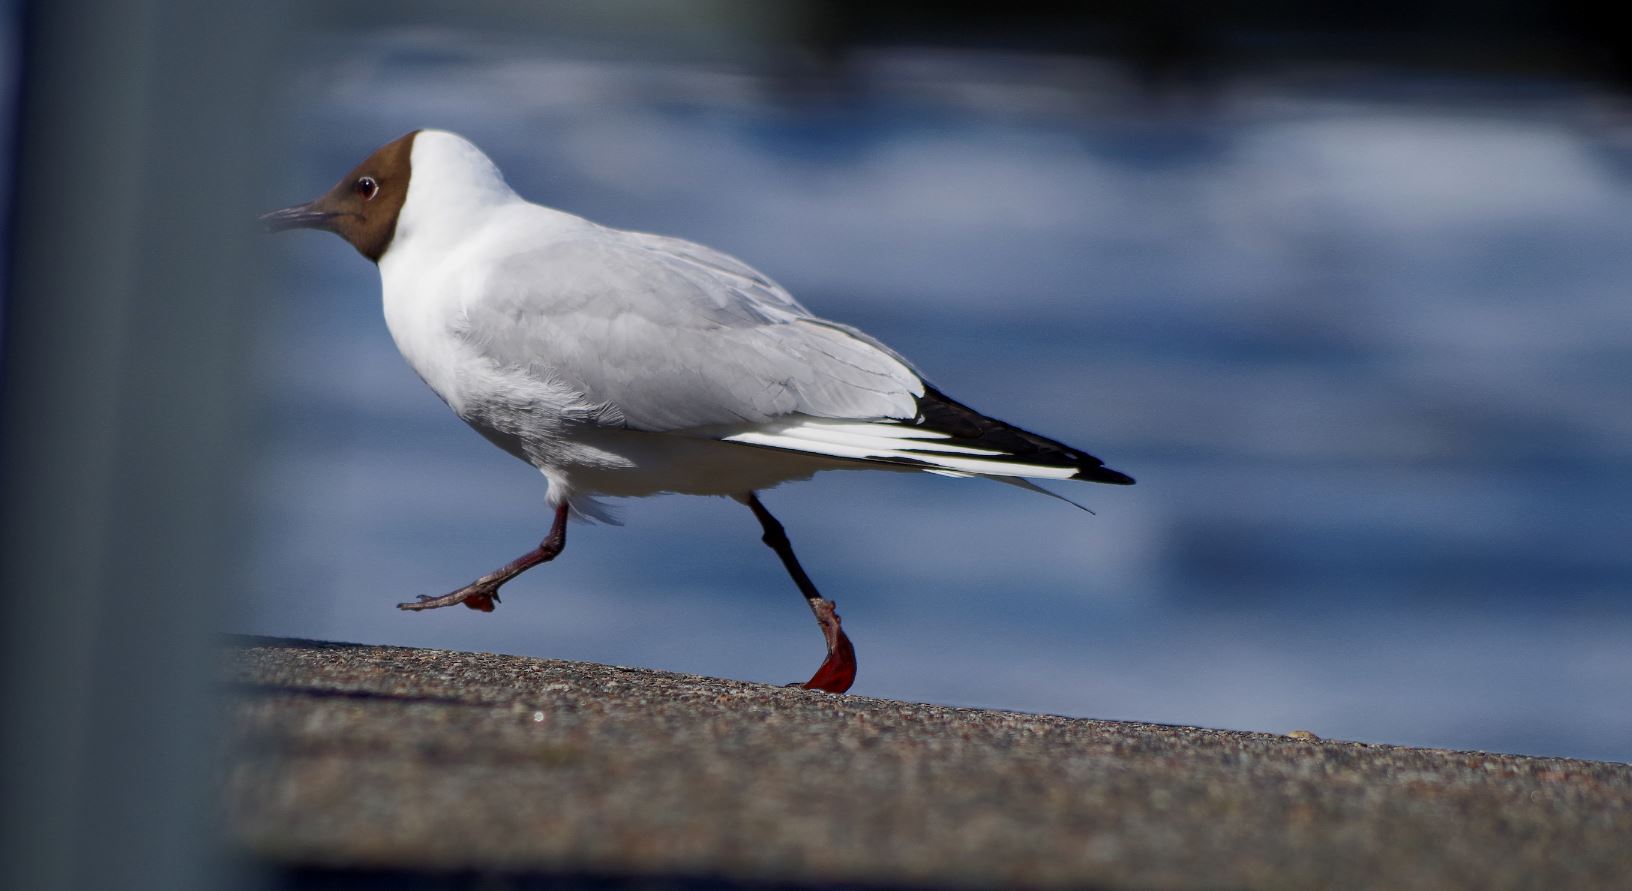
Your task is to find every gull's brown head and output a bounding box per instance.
[261,130,419,262]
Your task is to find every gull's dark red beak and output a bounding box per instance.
[259,202,339,232]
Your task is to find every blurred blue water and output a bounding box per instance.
[246,35,1632,761]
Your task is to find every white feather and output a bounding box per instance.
[721,418,1079,480]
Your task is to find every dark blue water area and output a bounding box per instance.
[246,35,1632,762]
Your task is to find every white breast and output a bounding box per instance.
[379,198,618,480]
[374,255,459,410]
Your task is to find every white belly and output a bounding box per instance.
[543,425,856,499]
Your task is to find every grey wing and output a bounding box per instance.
[455,229,925,432]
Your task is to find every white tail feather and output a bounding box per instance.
[721,418,1080,481]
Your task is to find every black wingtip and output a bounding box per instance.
[915,385,1135,486]
[1075,466,1136,485]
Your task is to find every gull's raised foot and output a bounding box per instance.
[396,585,500,612]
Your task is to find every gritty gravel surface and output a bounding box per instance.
[224,637,1632,890]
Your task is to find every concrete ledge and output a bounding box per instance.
[224,636,1632,889]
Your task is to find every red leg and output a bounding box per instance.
[744,493,858,693]
[398,502,569,612]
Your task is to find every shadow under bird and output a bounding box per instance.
[263,130,1133,693]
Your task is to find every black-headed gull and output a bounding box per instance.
[263,130,1133,693]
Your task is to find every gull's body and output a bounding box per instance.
[376,146,874,514]
[265,129,1133,692]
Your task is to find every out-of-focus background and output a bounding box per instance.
[243,5,1632,764]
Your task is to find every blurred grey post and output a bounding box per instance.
[0,2,278,888]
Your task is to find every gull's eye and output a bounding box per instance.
[354,176,379,200]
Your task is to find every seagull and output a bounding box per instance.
[263,130,1133,693]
